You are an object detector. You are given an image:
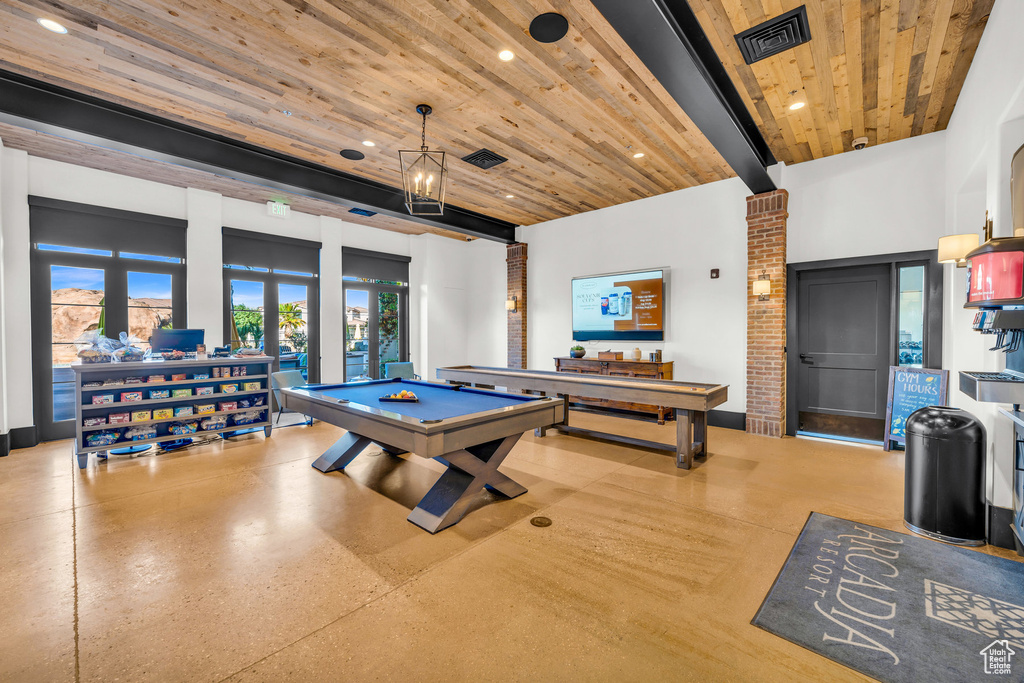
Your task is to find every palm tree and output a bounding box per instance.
[232,304,263,349]
[278,302,305,338]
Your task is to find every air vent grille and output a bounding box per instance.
[348,207,378,217]
[735,6,811,65]
[461,148,508,170]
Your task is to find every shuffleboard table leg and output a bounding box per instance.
[693,410,708,458]
[676,410,694,469]
[312,432,372,473]
[408,434,526,533]
[534,392,549,437]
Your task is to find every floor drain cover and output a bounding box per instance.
[530,516,552,527]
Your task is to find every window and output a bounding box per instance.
[897,265,925,368]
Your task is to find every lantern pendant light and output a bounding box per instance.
[399,104,448,215]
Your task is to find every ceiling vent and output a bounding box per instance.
[735,6,811,65]
[348,207,377,217]
[461,148,508,170]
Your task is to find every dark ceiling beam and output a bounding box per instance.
[590,0,777,195]
[0,70,517,243]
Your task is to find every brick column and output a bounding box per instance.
[507,242,527,369]
[746,189,788,437]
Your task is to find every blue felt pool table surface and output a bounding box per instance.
[303,379,539,422]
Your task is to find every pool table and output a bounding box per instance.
[280,378,564,533]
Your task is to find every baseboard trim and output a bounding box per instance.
[0,432,9,457]
[9,426,40,451]
[708,410,745,431]
[989,505,1016,551]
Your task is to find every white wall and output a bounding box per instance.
[465,239,508,368]
[0,148,32,434]
[0,138,7,437]
[0,150,492,434]
[409,235,506,382]
[784,132,947,263]
[520,178,750,413]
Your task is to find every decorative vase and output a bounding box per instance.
[570,349,585,358]
[631,347,642,361]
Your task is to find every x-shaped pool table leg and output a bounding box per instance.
[407,434,527,533]
[311,432,406,473]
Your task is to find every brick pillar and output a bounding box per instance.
[746,189,788,437]
[507,242,527,369]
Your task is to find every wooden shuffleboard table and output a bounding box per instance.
[436,366,728,469]
[281,378,563,533]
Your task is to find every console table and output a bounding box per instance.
[554,356,674,424]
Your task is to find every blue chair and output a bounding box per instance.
[383,362,420,380]
[271,370,312,425]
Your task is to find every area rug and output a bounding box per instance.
[753,512,1024,682]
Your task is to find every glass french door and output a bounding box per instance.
[343,281,408,381]
[278,282,311,379]
[31,248,185,441]
[224,270,319,383]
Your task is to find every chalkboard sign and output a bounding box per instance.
[883,366,949,451]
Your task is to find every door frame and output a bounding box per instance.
[222,269,321,383]
[785,249,943,437]
[31,251,187,441]
[342,280,410,381]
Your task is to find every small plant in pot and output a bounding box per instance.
[570,345,586,358]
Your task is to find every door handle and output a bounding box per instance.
[799,354,813,363]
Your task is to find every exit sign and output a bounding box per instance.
[266,201,290,218]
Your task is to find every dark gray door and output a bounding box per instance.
[797,264,892,441]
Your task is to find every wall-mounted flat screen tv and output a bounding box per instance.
[572,268,666,341]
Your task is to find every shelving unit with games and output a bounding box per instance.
[71,356,274,468]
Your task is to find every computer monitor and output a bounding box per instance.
[149,328,204,353]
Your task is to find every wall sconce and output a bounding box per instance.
[938,211,991,267]
[937,233,981,267]
[506,296,517,312]
[752,270,771,301]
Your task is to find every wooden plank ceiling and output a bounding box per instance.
[689,0,995,164]
[0,0,995,235]
[0,0,733,233]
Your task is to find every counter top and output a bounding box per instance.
[71,356,275,372]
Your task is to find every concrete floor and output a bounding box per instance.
[1,412,1020,682]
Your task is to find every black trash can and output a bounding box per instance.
[904,406,986,546]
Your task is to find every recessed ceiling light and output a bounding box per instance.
[633,152,645,159]
[505,194,515,199]
[789,101,805,111]
[362,140,376,147]
[498,50,515,62]
[37,18,68,34]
